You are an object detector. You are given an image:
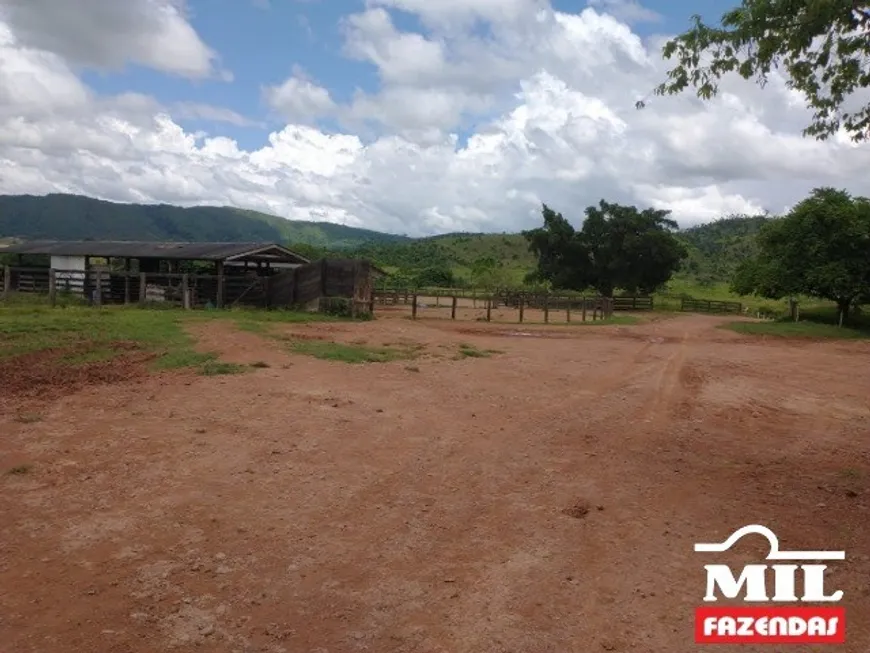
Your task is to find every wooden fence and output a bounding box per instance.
[0,261,377,316]
[680,297,743,314]
[373,290,615,323]
[374,288,652,312]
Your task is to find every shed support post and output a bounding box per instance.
[139,273,147,307]
[2,265,10,299]
[124,258,131,304]
[94,269,103,307]
[83,256,91,304]
[182,273,191,310]
[49,269,57,307]
[216,261,225,308]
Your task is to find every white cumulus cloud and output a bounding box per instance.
[0,0,868,236]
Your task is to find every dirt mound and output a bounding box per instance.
[0,342,155,403]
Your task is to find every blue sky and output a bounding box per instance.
[82,0,736,150]
[6,0,866,234]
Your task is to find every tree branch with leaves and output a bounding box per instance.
[639,0,870,141]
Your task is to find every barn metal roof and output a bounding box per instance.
[0,240,309,263]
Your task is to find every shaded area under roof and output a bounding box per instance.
[0,240,309,263]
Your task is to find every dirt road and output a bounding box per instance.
[1,313,868,652]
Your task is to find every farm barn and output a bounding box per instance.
[0,240,382,313]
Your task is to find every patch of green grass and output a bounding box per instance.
[0,303,351,373]
[722,305,870,340]
[722,320,870,340]
[456,343,503,358]
[152,349,216,370]
[59,347,118,366]
[289,339,421,363]
[199,360,248,376]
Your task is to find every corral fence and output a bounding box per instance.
[0,260,377,316]
[680,297,743,314]
[375,288,653,312]
[374,289,616,323]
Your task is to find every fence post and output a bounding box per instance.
[94,269,103,306]
[139,273,147,307]
[543,295,549,323]
[519,296,524,323]
[411,294,418,319]
[566,301,571,323]
[582,297,587,322]
[124,274,131,305]
[217,273,225,309]
[451,295,457,320]
[49,269,57,307]
[3,265,10,299]
[182,273,191,310]
[486,297,492,322]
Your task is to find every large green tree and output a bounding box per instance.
[524,201,687,297]
[642,0,870,141]
[731,187,870,321]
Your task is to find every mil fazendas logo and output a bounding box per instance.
[694,524,845,645]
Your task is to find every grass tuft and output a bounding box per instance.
[456,343,502,358]
[14,413,43,424]
[289,340,421,363]
[199,360,248,376]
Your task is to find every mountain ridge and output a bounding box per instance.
[0,193,771,286]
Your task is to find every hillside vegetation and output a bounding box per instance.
[0,194,408,247]
[0,193,769,291]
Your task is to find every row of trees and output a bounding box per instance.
[523,187,870,324]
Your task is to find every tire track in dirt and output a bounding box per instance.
[643,330,690,429]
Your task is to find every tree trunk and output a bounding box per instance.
[597,284,614,298]
[837,298,852,327]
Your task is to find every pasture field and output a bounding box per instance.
[2,304,869,652]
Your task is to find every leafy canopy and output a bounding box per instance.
[731,187,870,316]
[642,0,870,141]
[523,201,688,296]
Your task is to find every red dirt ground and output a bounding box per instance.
[1,313,869,652]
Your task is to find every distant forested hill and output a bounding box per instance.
[0,194,410,247]
[0,193,770,288]
[677,215,772,283]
